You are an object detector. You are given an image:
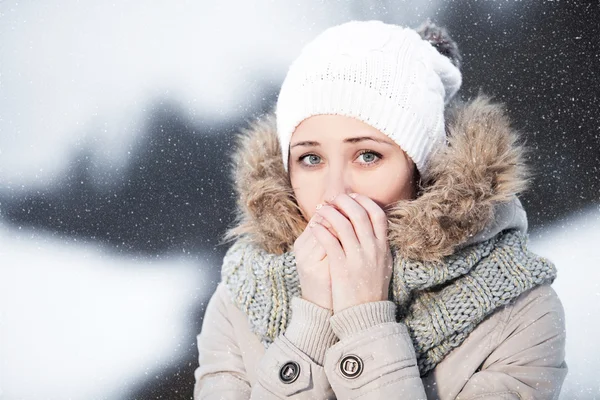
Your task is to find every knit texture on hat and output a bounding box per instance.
[275,20,462,173]
[221,229,556,376]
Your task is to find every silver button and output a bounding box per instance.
[339,354,363,379]
[279,361,300,384]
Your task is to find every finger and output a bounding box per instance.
[294,221,315,253]
[306,211,340,241]
[309,218,345,262]
[311,212,340,240]
[315,205,360,252]
[345,193,388,241]
[306,227,327,260]
[326,193,376,246]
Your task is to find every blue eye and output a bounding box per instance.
[357,150,382,164]
[299,154,321,166]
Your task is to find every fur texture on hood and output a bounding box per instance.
[221,94,529,262]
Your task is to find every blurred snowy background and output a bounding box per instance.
[0,1,598,399]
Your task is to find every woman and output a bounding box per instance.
[193,19,567,399]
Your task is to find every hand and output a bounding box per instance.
[309,193,393,314]
[293,215,334,310]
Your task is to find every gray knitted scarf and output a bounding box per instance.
[221,229,556,376]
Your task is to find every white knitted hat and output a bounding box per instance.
[275,19,462,174]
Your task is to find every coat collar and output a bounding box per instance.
[222,94,529,261]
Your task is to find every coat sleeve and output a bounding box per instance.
[194,282,338,399]
[455,285,568,400]
[323,301,429,399]
[322,285,567,400]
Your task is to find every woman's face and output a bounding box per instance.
[288,114,417,222]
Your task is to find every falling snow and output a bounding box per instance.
[0,0,598,399]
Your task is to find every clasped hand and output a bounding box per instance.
[293,192,393,314]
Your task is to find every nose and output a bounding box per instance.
[322,163,353,203]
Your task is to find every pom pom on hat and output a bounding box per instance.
[416,18,462,69]
[275,19,463,174]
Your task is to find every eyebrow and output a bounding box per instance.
[290,136,394,149]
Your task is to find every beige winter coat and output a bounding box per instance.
[193,95,568,399]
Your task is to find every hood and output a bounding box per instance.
[221,94,530,262]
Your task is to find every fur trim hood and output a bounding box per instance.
[221,94,530,261]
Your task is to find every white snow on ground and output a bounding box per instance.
[529,204,600,399]
[0,205,598,399]
[0,222,207,400]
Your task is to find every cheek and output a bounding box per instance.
[289,171,322,221]
[392,168,416,199]
[387,154,417,199]
[357,165,415,204]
